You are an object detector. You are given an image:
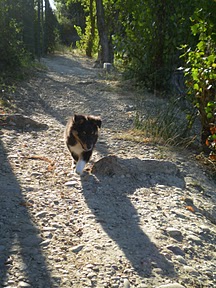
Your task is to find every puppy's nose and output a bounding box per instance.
[86,144,93,151]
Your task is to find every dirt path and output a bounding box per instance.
[0,53,215,288]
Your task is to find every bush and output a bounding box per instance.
[180,8,216,158]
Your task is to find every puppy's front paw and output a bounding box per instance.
[75,160,86,175]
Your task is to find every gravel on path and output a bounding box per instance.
[0,53,215,288]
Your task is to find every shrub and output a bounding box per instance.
[180,9,216,158]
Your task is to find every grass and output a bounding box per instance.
[133,96,196,147]
[114,93,197,149]
[114,129,159,144]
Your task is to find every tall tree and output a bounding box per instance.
[37,0,41,58]
[44,0,49,53]
[95,0,112,65]
[85,0,95,57]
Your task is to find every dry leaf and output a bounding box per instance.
[209,154,216,161]
[47,163,55,171]
[186,205,195,213]
[25,155,55,171]
[19,201,33,207]
[26,155,53,163]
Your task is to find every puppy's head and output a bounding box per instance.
[72,114,102,151]
[74,114,101,129]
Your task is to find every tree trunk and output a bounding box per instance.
[152,0,166,91]
[37,0,41,58]
[44,0,49,54]
[86,0,95,57]
[22,0,35,56]
[199,89,215,153]
[95,0,112,65]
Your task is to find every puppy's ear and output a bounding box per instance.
[73,114,86,124]
[88,115,102,128]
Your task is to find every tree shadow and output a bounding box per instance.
[81,156,185,277]
[12,54,133,130]
[0,139,53,287]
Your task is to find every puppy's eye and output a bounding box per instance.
[83,131,87,135]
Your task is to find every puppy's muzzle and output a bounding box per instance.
[80,142,93,152]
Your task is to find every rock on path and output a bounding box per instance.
[0,53,216,288]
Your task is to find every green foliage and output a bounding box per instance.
[74,13,99,56]
[56,0,85,48]
[180,8,216,156]
[54,0,215,97]
[45,3,60,53]
[0,0,59,89]
[0,1,30,96]
[69,0,99,57]
[0,17,23,71]
[60,0,116,59]
[113,0,196,92]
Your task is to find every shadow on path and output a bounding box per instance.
[81,156,185,277]
[13,54,132,130]
[42,54,96,76]
[0,139,53,287]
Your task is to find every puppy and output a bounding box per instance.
[65,114,102,175]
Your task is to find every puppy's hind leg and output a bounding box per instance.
[70,152,78,173]
[70,159,76,173]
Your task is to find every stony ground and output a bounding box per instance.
[0,53,215,288]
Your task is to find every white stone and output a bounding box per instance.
[65,180,77,186]
[158,284,185,288]
[71,244,84,253]
[166,227,182,237]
